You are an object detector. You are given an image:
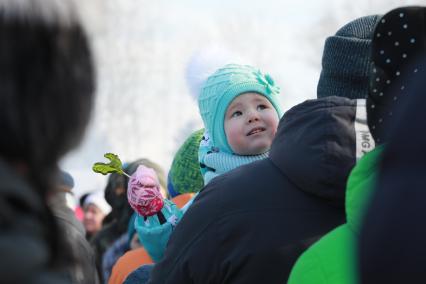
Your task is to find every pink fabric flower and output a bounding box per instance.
[127,165,164,217]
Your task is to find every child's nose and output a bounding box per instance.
[247,110,260,123]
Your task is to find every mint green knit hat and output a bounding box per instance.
[198,64,283,154]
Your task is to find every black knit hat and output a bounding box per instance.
[317,15,381,99]
[367,6,426,144]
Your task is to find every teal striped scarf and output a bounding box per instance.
[199,130,269,184]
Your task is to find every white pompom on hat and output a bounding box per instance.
[185,45,248,101]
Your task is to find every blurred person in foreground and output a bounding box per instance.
[0,0,96,283]
[359,59,426,283]
[358,6,426,284]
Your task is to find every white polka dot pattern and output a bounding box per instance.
[367,7,426,144]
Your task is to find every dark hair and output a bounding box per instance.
[0,9,95,196]
[0,4,95,271]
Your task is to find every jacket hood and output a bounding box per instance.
[269,96,374,204]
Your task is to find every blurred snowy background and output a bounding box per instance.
[61,0,424,197]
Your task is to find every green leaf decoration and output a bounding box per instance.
[93,153,126,176]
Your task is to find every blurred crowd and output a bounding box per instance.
[0,1,425,284]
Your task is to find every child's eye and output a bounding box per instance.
[231,111,242,118]
[257,104,268,110]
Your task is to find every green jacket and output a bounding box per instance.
[287,146,383,284]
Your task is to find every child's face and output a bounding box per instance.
[224,92,279,155]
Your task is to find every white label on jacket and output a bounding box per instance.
[355,99,375,160]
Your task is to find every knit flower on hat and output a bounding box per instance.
[255,71,280,95]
